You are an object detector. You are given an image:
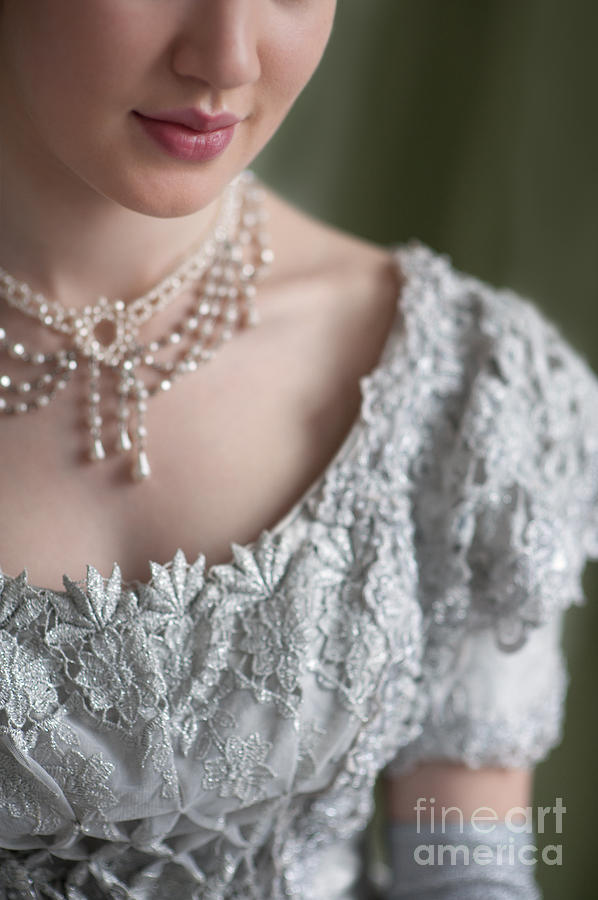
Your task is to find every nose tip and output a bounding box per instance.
[171,7,261,91]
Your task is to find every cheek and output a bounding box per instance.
[1,1,161,128]
[258,11,335,116]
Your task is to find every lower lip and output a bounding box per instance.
[133,112,236,162]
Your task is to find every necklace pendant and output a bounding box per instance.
[73,297,139,367]
[118,426,133,453]
[90,436,106,461]
[0,169,273,487]
[132,448,151,481]
[87,354,106,461]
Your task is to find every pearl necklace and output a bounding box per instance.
[0,169,274,481]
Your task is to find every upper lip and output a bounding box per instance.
[135,108,241,132]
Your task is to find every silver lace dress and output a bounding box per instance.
[0,241,596,899]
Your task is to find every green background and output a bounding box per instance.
[253,2,597,897]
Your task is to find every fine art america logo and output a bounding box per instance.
[411,796,566,866]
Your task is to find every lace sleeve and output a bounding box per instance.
[386,279,598,777]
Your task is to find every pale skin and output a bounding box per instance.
[0,0,532,843]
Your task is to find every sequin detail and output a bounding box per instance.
[0,241,597,898]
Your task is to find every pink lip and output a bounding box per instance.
[133,111,238,162]
[137,108,241,132]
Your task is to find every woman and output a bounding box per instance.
[0,2,596,898]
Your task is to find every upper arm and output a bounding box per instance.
[383,760,534,826]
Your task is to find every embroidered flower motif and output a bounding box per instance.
[319,614,387,707]
[172,670,236,759]
[209,532,294,607]
[59,564,123,628]
[0,569,45,630]
[202,733,274,803]
[73,628,154,726]
[0,632,58,729]
[0,744,64,835]
[238,592,311,697]
[138,548,207,628]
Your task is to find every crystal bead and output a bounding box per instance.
[133,449,151,481]
[0,375,11,388]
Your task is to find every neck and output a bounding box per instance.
[0,128,225,314]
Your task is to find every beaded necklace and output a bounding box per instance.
[0,170,273,481]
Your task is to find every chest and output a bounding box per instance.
[0,291,377,591]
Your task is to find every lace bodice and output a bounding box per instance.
[1,241,597,899]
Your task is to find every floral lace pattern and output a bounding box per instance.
[0,241,597,898]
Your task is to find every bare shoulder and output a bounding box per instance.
[260,180,404,309]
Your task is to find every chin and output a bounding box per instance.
[94,168,237,219]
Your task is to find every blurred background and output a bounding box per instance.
[253,1,597,897]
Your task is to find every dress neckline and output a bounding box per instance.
[0,240,427,597]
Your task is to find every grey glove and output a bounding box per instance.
[384,820,543,899]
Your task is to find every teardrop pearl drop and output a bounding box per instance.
[132,449,151,481]
[118,427,132,453]
[90,437,106,461]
